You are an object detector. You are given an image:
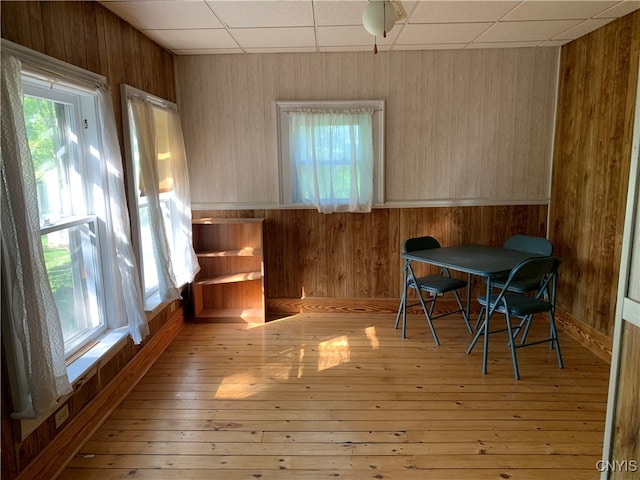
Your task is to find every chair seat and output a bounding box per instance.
[412,275,467,294]
[492,275,543,293]
[478,292,552,317]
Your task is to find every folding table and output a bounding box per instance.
[401,244,544,374]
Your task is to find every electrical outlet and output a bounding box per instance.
[54,404,69,429]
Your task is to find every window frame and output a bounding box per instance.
[121,84,182,310]
[21,79,114,359]
[276,100,385,208]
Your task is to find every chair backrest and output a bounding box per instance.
[502,256,561,300]
[503,235,553,256]
[403,236,441,254]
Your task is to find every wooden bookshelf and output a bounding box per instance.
[191,218,265,323]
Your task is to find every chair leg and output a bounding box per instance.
[394,290,405,330]
[549,311,564,369]
[417,290,440,346]
[504,310,520,380]
[454,290,473,333]
[466,306,489,355]
[474,305,485,331]
[519,314,533,344]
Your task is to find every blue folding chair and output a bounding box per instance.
[467,256,563,380]
[395,236,472,345]
[475,235,553,331]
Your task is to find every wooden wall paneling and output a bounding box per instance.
[465,51,486,199]
[93,3,110,80]
[61,1,89,70]
[206,205,548,304]
[40,1,67,62]
[1,2,31,47]
[80,2,102,75]
[324,213,347,298]
[550,11,639,340]
[177,48,558,206]
[346,213,367,298]
[611,323,640,478]
[122,23,143,97]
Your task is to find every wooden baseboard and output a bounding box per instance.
[268,297,612,362]
[17,308,185,480]
[555,309,612,363]
[267,297,476,316]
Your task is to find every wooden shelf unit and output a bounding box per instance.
[192,218,265,323]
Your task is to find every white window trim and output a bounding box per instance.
[275,99,385,208]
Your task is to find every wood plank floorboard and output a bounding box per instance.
[60,313,609,480]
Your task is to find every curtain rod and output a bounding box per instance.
[122,83,177,112]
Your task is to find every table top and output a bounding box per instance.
[402,243,544,278]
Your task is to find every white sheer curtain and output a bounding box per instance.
[127,92,200,301]
[97,86,149,343]
[165,108,200,286]
[1,52,149,418]
[127,96,180,304]
[1,53,72,418]
[288,109,375,213]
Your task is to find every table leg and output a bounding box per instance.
[481,277,492,374]
[466,273,472,328]
[466,276,493,374]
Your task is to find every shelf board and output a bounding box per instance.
[197,248,262,258]
[196,271,262,286]
[193,217,264,225]
[194,307,264,323]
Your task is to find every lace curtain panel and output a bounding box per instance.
[1,53,72,418]
[1,50,149,418]
[288,109,375,213]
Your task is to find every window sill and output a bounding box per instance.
[20,327,129,440]
[66,327,129,385]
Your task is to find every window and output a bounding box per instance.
[3,43,147,423]
[277,100,385,213]
[22,81,109,358]
[122,85,199,310]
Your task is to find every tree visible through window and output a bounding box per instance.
[23,86,105,358]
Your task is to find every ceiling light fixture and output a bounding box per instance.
[362,0,396,54]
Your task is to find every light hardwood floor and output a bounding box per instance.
[61,312,609,480]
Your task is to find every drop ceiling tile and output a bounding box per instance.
[319,44,386,52]
[393,43,469,50]
[231,27,316,49]
[244,46,318,53]
[397,22,493,45]
[502,1,618,21]
[467,41,543,49]
[206,0,313,28]
[475,19,582,42]
[142,28,238,50]
[553,17,616,39]
[101,1,223,30]
[173,48,244,55]
[594,0,640,18]
[317,25,399,47]
[313,0,368,26]
[410,1,519,23]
